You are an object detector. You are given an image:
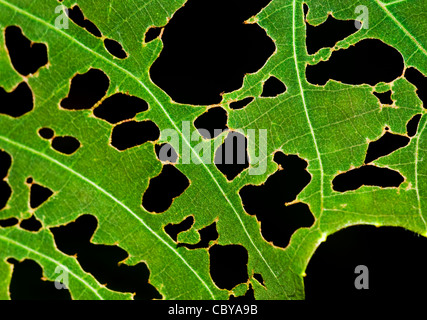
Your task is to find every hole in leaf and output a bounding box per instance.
[0,82,33,118]
[50,214,162,299]
[306,39,404,86]
[8,258,71,300]
[104,38,128,59]
[26,177,33,184]
[38,127,54,140]
[0,149,12,180]
[142,164,190,213]
[178,222,218,249]
[93,93,148,124]
[30,182,53,209]
[209,244,248,290]
[67,5,102,37]
[164,215,194,242]
[332,165,404,192]
[229,284,255,300]
[239,152,314,248]
[111,120,160,151]
[194,107,228,139]
[60,68,109,110]
[229,97,254,110]
[214,131,249,180]
[0,217,18,228]
[365,131,410,164]
[373,90,393,105]
[305,226,427,301]
[407,114,422,137]
[405,67,427,108]
[0,180,12,210]
[261,76,287,97]
[5,26,48,76]
[155,143,178,163]
[51,136,81,155]
[253,273,264,286]
[305,10,359,55]
[150,0,275,105]
[145,27,162,43]
[20,215,42,232]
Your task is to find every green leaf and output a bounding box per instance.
[0,0,425,300]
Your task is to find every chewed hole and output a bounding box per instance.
[0,150,12,180]
[178,222,218,249]
[332,165,404,192]
[50,214,162,299]
[38,128,54,140]
[51,136,81,155]
[209,244,249,290]
[0,82,33,118]
[229,284,255,301]
[194,107,228,139]
[67,5,102,37]
[306,39,404,86]
[20,215,42,232]
[405,67,427,108]
[8,258,71,300]
[142,164,190,213]
[261,76,286,97]
[164,215,194,242]
[155,143,178,163]
[0,217,18,228]
[5,26,48,76]
[60,68,109,110]
[229,97,254,110]
[104,39,128,59]
[253,273,264,286]
[111,121,160,151]
[93,93,148,124]
[407,114,422,137]
[26,177,33,184]
[145,27,162,43]
[30,182,53,209]
[214,131,249,180]
[373,91,393,105]
[365,131,410,164]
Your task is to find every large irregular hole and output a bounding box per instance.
[239,152,314,248]
[50,214,162,299]
[155,143,178,163]
[150,0,275,105]
[8,258,71,300]
[164,215,194,242]
[260,76,287,97]
[214,131,249,181]
[0,150,12,210]
[67,5,102,37]
[104,39,128,59]
[29,180,53,209]
[20,215,42,232]
[51,136,81,155]
[332,165,404,192]
[306,39,404,86]
[0,217,18,228]
[145,27,162,43]
[0,82,33,118]
[111,120,160,151]
[373,90,393,105]
[194,107,228,139]
[304,7,359,55]
[229,97,254,110]
[209,244,249,290]
[142,165,190,213]
[407,114,422,137]
[305,226,427,301]
[5,26,48,76]
[405,67,427,108]
[178,222,218,249]
[93,93,148,124]
[364,131,410,164]
[60,68,109,110]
